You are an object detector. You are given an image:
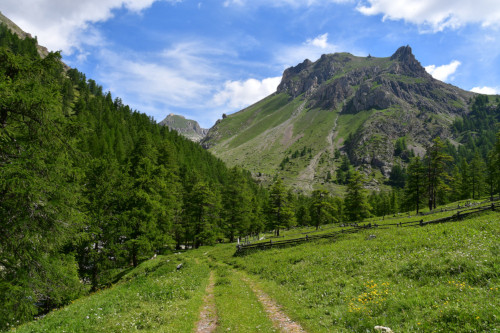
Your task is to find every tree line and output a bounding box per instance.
[1,23,499,330]
[0,25,270,329]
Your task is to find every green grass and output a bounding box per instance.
[15,254,210,333]
[210,211,500,332]
[16,204,500,333]
[212,264,276,332]
[336,109,375,142]
[227,95,302,149]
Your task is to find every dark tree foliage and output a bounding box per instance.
[0,25,268,329]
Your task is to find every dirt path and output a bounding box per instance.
[195,271,217,333]
[240,274,307,333]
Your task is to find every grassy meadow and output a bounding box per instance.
[13,208,500,332]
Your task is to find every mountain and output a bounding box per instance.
[0,11,49,59]
[159,113,208,142]
[202,46,476,193]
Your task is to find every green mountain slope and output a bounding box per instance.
[202,46,479,192]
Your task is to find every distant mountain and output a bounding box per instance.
[159,113,208,142]
[202,46,477,193]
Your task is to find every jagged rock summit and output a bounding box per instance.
[159,113,208,142]
[202,46,476,192]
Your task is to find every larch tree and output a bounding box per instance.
[344,171,371,221]
[405,157,425,214]
[425,137,453,210]
[310,189,337,230]
[268,178,295,236]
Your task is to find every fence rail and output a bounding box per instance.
[236,202,497,254]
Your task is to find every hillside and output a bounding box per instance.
[159,113,208,142]
[15,207,500,332]
[202,46,481,192]
[0,21,268,329]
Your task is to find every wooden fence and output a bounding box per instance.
[235,202,497,254]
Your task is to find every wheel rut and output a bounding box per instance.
[195,270,217,333]
[239,274,307,333]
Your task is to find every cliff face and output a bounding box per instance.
[202,46,475,191]
[159,113,208,142]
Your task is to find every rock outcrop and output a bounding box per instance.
[201,46,477,191]
[159,113,208,142]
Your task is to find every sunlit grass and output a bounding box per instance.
[15,254,210,333]
[212,264,276,332]
[210,210,500,332]
[17,208,500,333]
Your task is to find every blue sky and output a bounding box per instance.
[3,0,500,127]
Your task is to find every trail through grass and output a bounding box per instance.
[14,208,500,333]
[195,271,217,333]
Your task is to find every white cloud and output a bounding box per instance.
[223,0,351,7]
[94,40,231,126]
[425,60,461,82]
[357,0,500,31]
[213,77,282,109]
[308,33,329,48]
[470,86,500,95]
[277,33,341,67]
[1,0,180,53]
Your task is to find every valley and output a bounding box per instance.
[15,206,500,332]
[1,11,500,333]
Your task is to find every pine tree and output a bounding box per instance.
[459,158,471,199]
[0,49,84,326]
[222,167,252,242]
[405,157,425,214]
[310,189,337,229]
[344,171,371,221]
[185,181,221,248]
[268,178,295,236]
[470,151,485,199]
[425,137,453,210]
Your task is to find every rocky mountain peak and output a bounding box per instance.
[389,45,429,77]
[390,45,414,61]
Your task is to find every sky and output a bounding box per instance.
[2,0,500,128]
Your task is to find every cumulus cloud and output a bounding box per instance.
[277,33,341,67]
[425,60,461,82]
[213,77,282,109]
[1,0,179,53]
[470,86,500,95]
[357,0,500,31]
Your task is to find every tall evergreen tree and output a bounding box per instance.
[267,178,295,236]
[344,171,371,221]
[0,48,84,327]
[470,151,485,199]
[405,157,425,214]
[185,181,221,248]
[310,189,337,229]
[222,167,252,242]
[425,137,453,210]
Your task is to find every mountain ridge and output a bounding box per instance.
[202,46,477,192]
